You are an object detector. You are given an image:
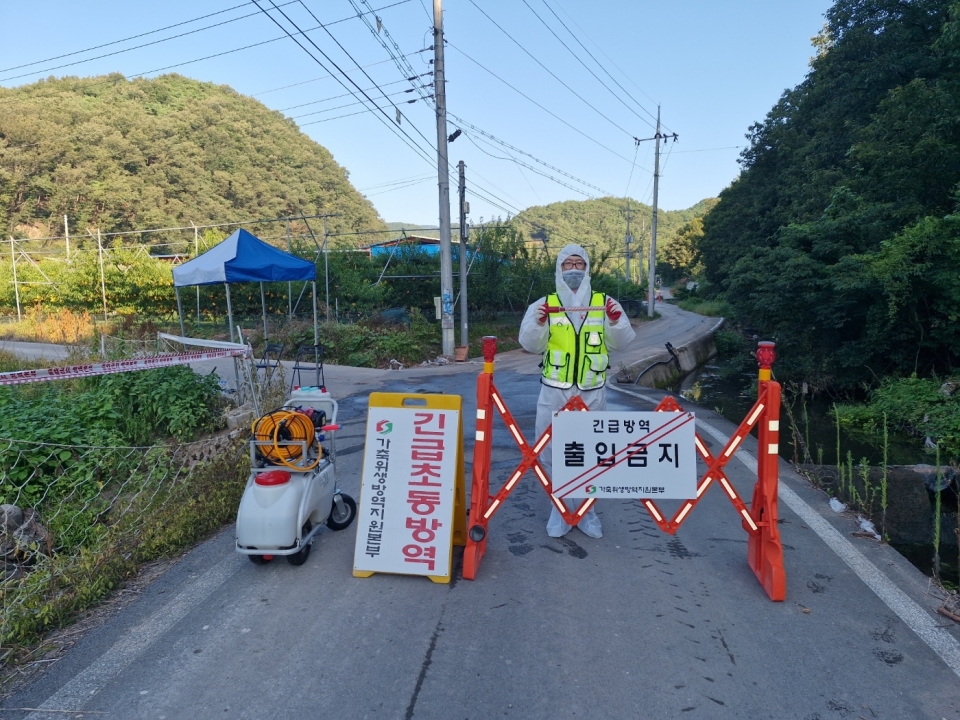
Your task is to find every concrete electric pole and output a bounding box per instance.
[624,199,632,284]
[648,108,661,318]
[642,106,677,318]
[434,0,455,356]
[458,160,468,348]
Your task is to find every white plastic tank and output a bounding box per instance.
[287,386,338,426]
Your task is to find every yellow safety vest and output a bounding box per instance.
[541,291,609,390]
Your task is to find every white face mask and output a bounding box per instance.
[562,269,585,290]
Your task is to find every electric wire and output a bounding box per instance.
[465,132,597,199]
[537,0,661,129]
[0,2,414,107]
[519,0,655,130]
[358,173,433,191]
[298,108,369,125]
[294,0,440,157]
[463,0,636,139]
[253,51,427,96]
[0,2,301,83]
[278,73,429,111]
[251,0,436,168]
[548,0,670,133]
[0,1,275,74]
[447,42,637,167]
[364,177,434,196]
[289,87,417,120]
[447,110,623,193]
[346,0,434,103]
[624,140,640,198]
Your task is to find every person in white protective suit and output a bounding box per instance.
[519,244,636,538]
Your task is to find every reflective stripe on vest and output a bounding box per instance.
[541,291,609,390]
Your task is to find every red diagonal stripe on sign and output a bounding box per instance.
[553,412,695,498]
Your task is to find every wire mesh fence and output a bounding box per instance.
[0,431,249,663]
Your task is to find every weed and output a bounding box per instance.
[859,457,872,516]
[881,413,889,540]
[934,444,943,580]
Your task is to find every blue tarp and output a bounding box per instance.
[172,228,316,287]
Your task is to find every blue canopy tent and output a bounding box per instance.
[172,228,318,344]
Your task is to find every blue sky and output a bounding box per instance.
[0,1,834,226]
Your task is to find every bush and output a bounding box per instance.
[837,375,960,461]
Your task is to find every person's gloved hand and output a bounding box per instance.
[605,297,623,323]
[536,303,549,325]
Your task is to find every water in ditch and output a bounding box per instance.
[678,358,958,587]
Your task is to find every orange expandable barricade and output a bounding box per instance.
[462,336,786,602]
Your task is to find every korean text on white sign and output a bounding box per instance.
[354,407,459,578]
[552,411,697,499]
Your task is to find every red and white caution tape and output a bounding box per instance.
[0,349,247,387]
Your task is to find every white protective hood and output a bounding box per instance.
[554,244,592,329]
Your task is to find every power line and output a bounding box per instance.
[0,2,414,105]
[289,87,418,120]
[277,73,430,111]
[548,0,671,134]
[298,108,370,125]
[347,0,435,104]
[624,139,641,198]
[0,2,302,83]
[447,110,621,193]
[253,51,427,96]
[0,2,269,74]
[463,0,636,140]
[537,0,661,129]
[252,0,436,169]
[447,42,637,167]
[364,177,434,196]
[519,0,656,131]
[295,1,440,158]
[358,173,433,191]
[465,132,597,199]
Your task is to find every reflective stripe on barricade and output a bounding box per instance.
[463,336,786,602]
[0,348,247,386]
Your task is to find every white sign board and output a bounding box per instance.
[354,406,459,578]
[552,411,697,499]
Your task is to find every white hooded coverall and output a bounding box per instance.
[518,244,636,538]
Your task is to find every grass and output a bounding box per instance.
[676,298,733,317]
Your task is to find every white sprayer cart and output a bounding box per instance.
[235,387,357,566]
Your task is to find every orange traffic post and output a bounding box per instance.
[463,336,497,580]
[747,341,787,601]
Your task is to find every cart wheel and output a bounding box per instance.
[248,554,271,565]
[286,521,313,566]
[327,493,357,531]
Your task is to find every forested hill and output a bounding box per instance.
[699,0,960,389]
[0,74,386,242]
[512,196,717,270]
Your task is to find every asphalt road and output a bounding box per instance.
[4,362,960,719]
[3,308,960,719]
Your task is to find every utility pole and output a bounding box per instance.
[633,108,677,316]
[458,160,468,348]
[648,108,661,318]
[286,218,293,319]
[322,215,330,322]
[191,221,200,322]
[64,215,70,259]
[434,0,454,356]
[97,229,108,322]
[642,106,677,317]
[624,199,632,284]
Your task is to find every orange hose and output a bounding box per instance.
[251,410,320,470]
